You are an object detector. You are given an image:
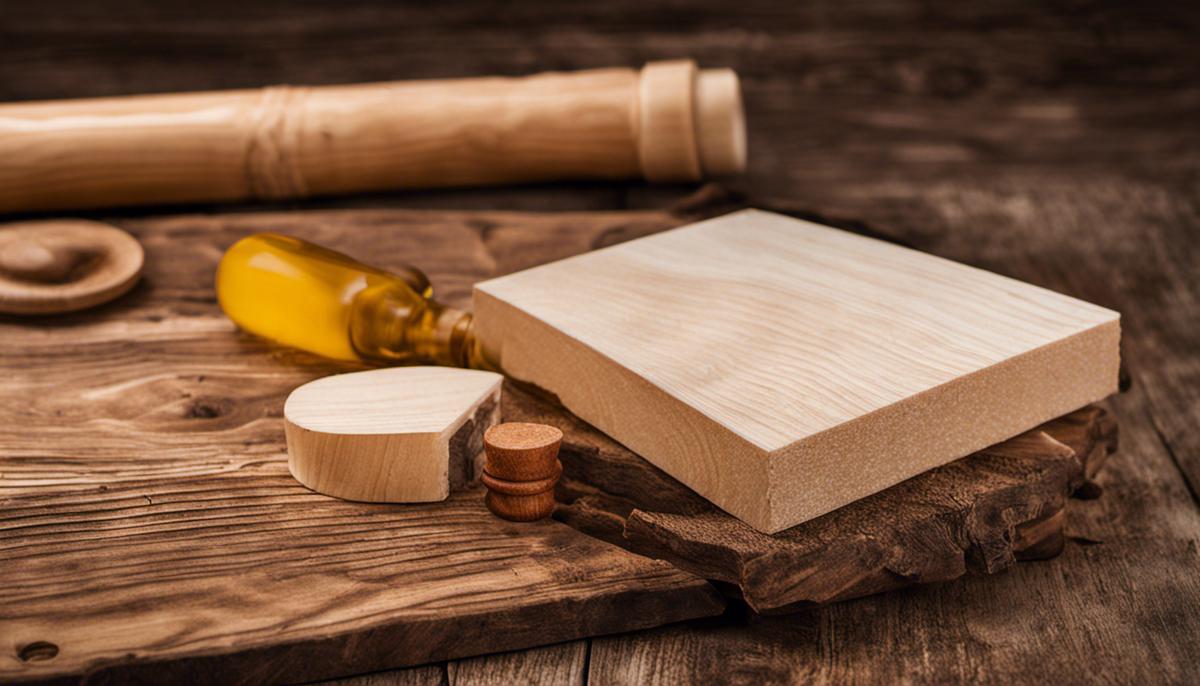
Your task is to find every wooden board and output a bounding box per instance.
[0,482,722,685]
[474,209,1121,533]
[0,207,725,685]
[505,383,1117,613]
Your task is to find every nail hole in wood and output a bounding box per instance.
[18,641,59,662]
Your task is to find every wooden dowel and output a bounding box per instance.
[0,60,745,213]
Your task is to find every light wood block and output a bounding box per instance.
[473,209,1120,533]
[284,367,502,502]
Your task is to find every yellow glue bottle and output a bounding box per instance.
[216,233,482,368]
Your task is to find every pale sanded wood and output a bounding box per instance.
[284,367,502,502]
[693,68,746,177]
[0,220,143,315]
[474,209,1121,533]
[0,62,745,213]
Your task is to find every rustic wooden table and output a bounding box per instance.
[2,2,1198,684]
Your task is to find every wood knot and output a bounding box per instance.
[482,422,563,522]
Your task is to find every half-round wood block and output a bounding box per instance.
[284,367,503,502]
[0,219,143,315]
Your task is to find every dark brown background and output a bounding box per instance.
[2,1,1198,683]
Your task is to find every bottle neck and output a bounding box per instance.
[349,282,491,370]
[408,307,498,370]
[419,306,477,369]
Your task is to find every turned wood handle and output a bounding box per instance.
[0,61,746,213]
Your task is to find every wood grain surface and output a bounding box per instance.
[476,208,1119,532]
[0,209,725,685]
[1,1,1197,684]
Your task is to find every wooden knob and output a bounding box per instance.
[0,220,143,315]
[481,422,563,522]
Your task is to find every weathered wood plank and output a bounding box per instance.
[316,664,446,686]
[0,476,721,684]
[0,208,731,685]
[316,637,588,685]
[0,208,694,496]
[447,641,587,686]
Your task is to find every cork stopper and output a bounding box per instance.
[0,220,143,315]
[481,422,564,522]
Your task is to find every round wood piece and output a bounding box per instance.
[483,422,563,481]
[482,422,563,522]
[0,219,143,315]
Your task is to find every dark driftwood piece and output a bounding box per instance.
[504,383,1117,614]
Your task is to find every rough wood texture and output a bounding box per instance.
[448,642,587,686]
[1,1,1197,683]
[504,382,1116,612]
[318,641,589,686]
[0,479,723,685]
[284,367,503,502]
[476,209,1120,532]
[0,209,726,685]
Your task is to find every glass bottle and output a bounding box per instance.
[215,233,482,368]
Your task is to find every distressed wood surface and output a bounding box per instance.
[1,1,1198,684]
[505,382,1117,612]
[447,642,587,686]
[0,209,727,685]
[1,480,724,685]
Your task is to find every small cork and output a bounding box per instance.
[481,422,564,522]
